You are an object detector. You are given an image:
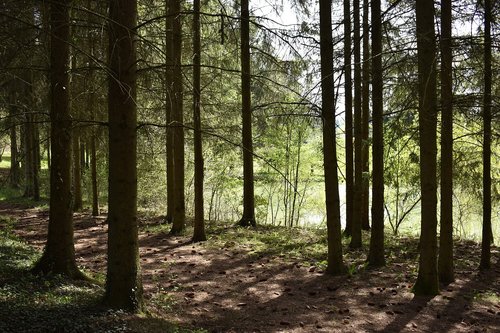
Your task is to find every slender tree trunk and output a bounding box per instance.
[72,127,83,211]
[170,0,186,234]
[361,0,370,231]
[23,91,34,198]
[9,97,20,188]
[350,0,362,248]
[32,0,83,279]
[71,52,83,211]
[238,0,256,227]
[414,0,439,296]
[165,0,174,223]
[192,0,206,242]
[367,0,385,267]
[320,0,345,275]
[480,0,492,270]
[438,0,454,284]
[105,0,143,311]
[344,0,354,237]
[87,19,99,217]
[90,135,99,216]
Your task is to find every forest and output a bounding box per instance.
[0,0,498,332]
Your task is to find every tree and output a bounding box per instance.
[479,0,492,270]
[192,0,206,242]
[344,0,354,237]
[104,0,143,311]
[413,0,439,296]
[165,0,174,224]
[351,0,362,248]
[361,0,370,231]
[31,0,83,279]
[238,0,256,227]
[71,54,83,212]
[170,0,186,234]
[8,94,20,188]
[438,0,454,284]
[367,0,385,267]
[320,0,345,275]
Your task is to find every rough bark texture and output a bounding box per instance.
[480,0,491,270]
[31,0,82,279]
[105,0,143,311]
[90,135,99,216]
[344,0,354,237]
[367,0,385,267]
[414,0,439,296]
[72,128,83,211]
[165,0,174,224]
[9,97,20,188]
[22,73,39,201]
[351,0,362,249]
[238,0,256,227]
[438,0,454,284]
[192,0,206,242]
[361,0,370,231]
[320,0,345,275]
[170,0,186,234]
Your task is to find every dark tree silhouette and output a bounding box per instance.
[414,0,439,296]
[104,0,144,311]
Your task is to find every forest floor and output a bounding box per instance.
[0,200,499,333]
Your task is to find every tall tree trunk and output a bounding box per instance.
[350,0,362,248]
[105,0,143,311]
[165,0,174,223]
[71,52,83,211]
[361,0,370,231]
[344,0,354,237]
[479,0,492,270]
[90,135,99,216]
[31,0,83,279]
[9,96,20,188]
[414,0,439,296]
[192,0,206,242]
[87,12,99,217]
[23,80,35,199]
[367,0,385,267]
[320,0,345,275]
[72,127,83,211]
[238,0,256,227]
[170,0,186,234]
[438,0,454,284]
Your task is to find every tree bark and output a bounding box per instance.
[479,0,492,270]
[105,0,143,311]
[361,0,370,231]
[72,127,83,211]
[344,0,354,237]
[90,135,99,216]
[367,0,385,267]
[9,95,20,188]
[438,0,454,284]
[192,0,206,242]
[31,0,83,279]
[170,0,186,234]
[414,0,439,296]
[165,0,174,224]
[238,0,256,227]
[320,0,346,275]
[351,0,362,248]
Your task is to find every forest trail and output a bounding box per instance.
[0,201,499,333]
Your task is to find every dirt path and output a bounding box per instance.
[1,201,499,332]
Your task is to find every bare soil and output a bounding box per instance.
[0,201,499,333]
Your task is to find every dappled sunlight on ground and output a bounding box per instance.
[0,201,499,332]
